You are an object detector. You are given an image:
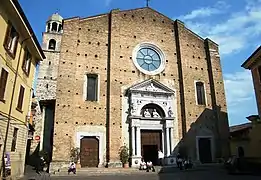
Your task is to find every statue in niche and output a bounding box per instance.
[131,102,137,115]
[137,100,142,105]
[168,107,173,117]
[143,109,151,117]
[152,109,160,118]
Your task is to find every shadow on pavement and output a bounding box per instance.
[157,164,261,180]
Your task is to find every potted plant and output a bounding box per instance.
[70,147,81,168]
[119,144,129,168]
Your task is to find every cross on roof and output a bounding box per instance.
[55,8,60,14]
[146,0,150,7]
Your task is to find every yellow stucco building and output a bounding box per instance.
[0,0,45,178]
[230,120,261,161]
[234,46,261,162]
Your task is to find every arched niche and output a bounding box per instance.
[140,103,165,118]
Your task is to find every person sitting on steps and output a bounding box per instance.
[139,158,147,170]
[146,160,155,172]
[68,162,76,175]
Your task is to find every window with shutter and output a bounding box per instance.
[17,85,25,111]
[11,128,18,152]
[0,68,8,101]
[22,48,31,75]
[3,23,19,58]
[87,74,98,101]
[196,82,206,105]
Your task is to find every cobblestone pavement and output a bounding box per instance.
[49,169,261,180]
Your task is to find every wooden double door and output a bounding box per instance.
[141,130,162,165]
[80,137,99,167]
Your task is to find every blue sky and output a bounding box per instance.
[19,0,261,126]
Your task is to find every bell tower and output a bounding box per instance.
[35,13,63,100]
[32,13,63,156]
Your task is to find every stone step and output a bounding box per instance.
[52,167,162,176]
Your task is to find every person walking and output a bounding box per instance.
[158,149,164,166]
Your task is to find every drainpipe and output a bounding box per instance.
[1,34,33,178]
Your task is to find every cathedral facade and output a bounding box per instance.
[34,7,230,170]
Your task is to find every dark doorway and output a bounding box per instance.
[143,145,158,165]
[198,138,212,163]
[141,130,162,165]
[238,146,245,158]
[80,137,99,167]
[25,139,31,164]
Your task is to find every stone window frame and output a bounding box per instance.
[194,80,207,106]
[132,42,166,76]
[83,73,100,102]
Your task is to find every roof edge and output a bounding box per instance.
[12,0,45,60]
[241,46,261,69]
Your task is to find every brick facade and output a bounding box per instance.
[36,8,229,169]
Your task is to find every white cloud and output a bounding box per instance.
[224,70,254,107]
[179,0,261,55]
[223,70,257,124]
[179,1,229,20]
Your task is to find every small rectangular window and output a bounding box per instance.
[258,66,261,83]
[0,68,8,101]
[196,82,206,105]
[17,85,25,111]
[11,128,18,152]
[3,23,19,58]
[22,48,31,75]
[87,74,98,101]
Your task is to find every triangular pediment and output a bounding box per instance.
[128,79,174,94]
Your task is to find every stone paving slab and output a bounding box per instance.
[19,163,225,179]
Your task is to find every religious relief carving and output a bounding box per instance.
[152,109,160,118]
[145,83,158,92]
[143,109,151,117]
[168,107,174,117]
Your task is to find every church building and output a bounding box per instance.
[33,7,230,170]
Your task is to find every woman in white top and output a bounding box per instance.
[146,160,155,172]
[139,158,147,170]
[158,150,164,166]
